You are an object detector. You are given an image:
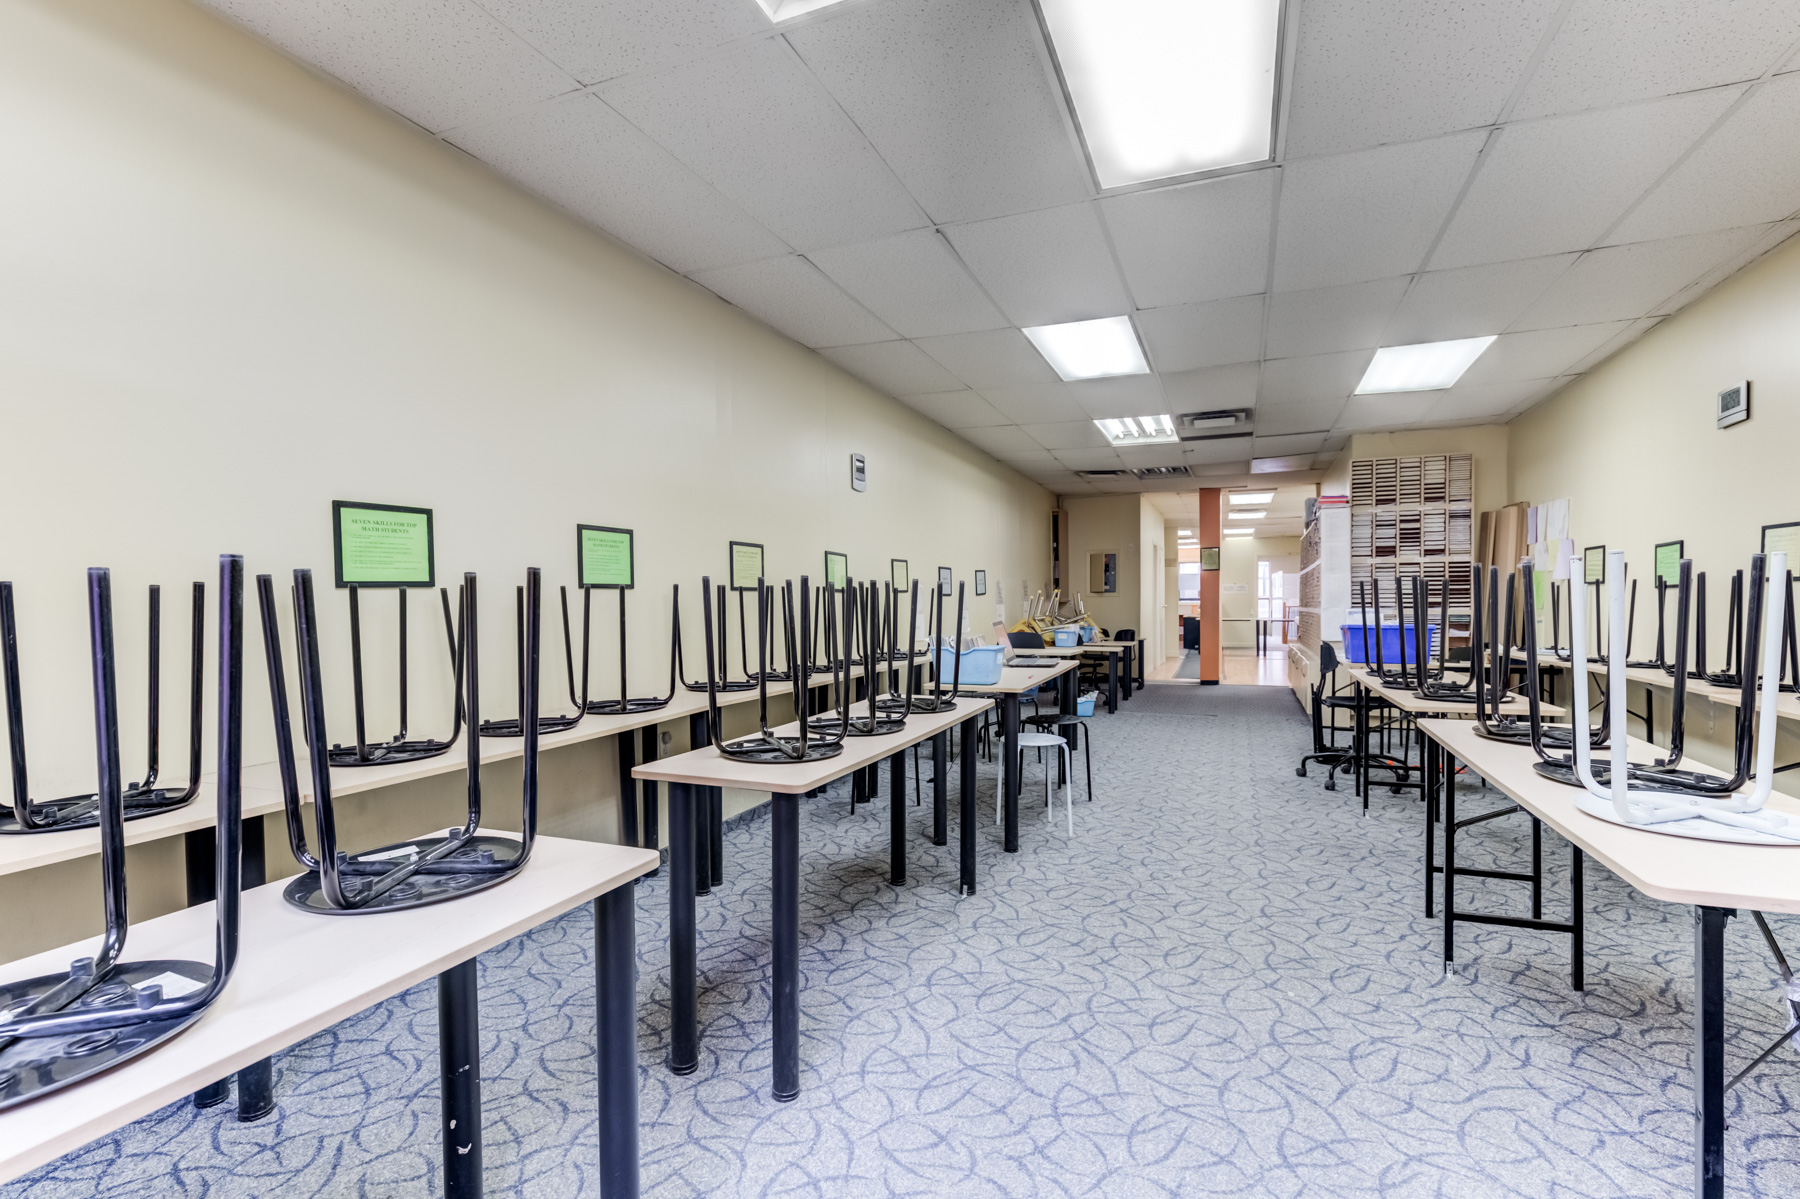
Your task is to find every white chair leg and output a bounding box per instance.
[1043,755,1052,822]
[1063,746,1074,836]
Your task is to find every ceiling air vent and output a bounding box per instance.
[1130,465,1192,480]
[1076,469,1128,478]
[1175,410,1253,441]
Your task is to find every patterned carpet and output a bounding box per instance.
[8,687,1800,1197]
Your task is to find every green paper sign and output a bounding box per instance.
[578,525,633,589]
[891,559,909,591]
[1583,545,1605,584]
[824,551,848,588]
[730,541,765,592]
[1762,524,1800,567]
[334,501,433,588]
[1654,541,1683,585]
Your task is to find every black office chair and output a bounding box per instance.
[1297,642,1357,791]
[1009,630,1046,649]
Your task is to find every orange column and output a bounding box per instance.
[1199,488,1221,684]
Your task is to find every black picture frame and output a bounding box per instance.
[577,524,634,590]
[1583,544,1606,584]
[824,550,848,589]
[938,567,953,597]
[974,570,987,596]
[1654,540,1684,584]
[891,559,909,591]
[729,541,765,592]
[1760,523,1800,563]
[332,500,435,589]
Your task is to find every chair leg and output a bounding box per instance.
[1083,729,1093,801]
[1064,746,1074,835]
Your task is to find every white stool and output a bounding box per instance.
[1001,731,1075,835]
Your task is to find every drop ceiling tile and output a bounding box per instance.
[1025,421,1111,451]
[1184,438,1257,465]
[1659,220,1800,313]
[1510,0,1800,121]
[446,94,788,275]
[476,0,767,84]
[1568,316,1665,374]
[1256,400,1346,436]
[1274,133,1486,291]
[896,390,1011,429]
[914,329,1060,389]
[1117,445,1188,470]
[1282,0,1564,156]
[941,204,1132,327]
[808,230,1008,339]
[994,450,1061,468]
[1265,278,1410,359]
[1335,393,1439,431]
[1504,378,1574,420]
[1259,350,1373,405]
[1383,255,1578,344]
[598,38,926,251]
[1100,171,1277,309]
[955,424,1045,458]
[1610,76,1800,244]
[1067,374,1168,419]
[1053,448,1126,471]
[1419,378,1558,425]
[689,255,895,347]
[1513,227,1765,329]
[1430,89,1742,270]
[1457,322,1632,386]
[1136,297,1266,374]
[1250,432,1329,457]
[977,383,1086,424]
[786,0,1092,224]
[200,0,578,134]
[818,340,963,395]
[1161,363,1261,412]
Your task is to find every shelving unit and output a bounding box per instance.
[1349,453,1474,628]
[1293,504,1349,710]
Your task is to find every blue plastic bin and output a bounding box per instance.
[1053,627,1079,647]
[1339,622,1438,665]
[1075,692,1097,716]
[1079,625,1096,643]
[936,644,1004,686]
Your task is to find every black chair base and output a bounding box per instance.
[283,833,525,915]
[809,714,905,737]
[1296,751,1355,790]
[325,738,456,768]
[0,788,194,835]
[0,958,213,1111]
[719,735,843,764]
[584,697,672,715]
[683,680,756,693]
[477,715,582,738]
[1530,760,1701,793]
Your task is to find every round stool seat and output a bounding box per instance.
[1016,731,1067,749]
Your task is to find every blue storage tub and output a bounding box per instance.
[1079,625,1096,643]
[1340,623,1438,665]
[1074,691,1097,716]
[1053,627,1079,647]
[937,644,1004,686]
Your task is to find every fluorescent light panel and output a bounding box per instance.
[1356,336,1498,394]
[752,0,852,23]
[1094,413,1178,447]
[1223,528,1255,536]
[1227,510,1266,519]
[1024,316,1149,381]
[1229,491,1274,505]
[1039,0,1281,189]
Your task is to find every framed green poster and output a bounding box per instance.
[1762,523,1800,564]
[1654,540,1684,585]
[891,559,909,591]
[1583,545,1605,584]
[577,525,633,589]
[333,500,434,588]
[974,570,987,596]
[729,541,765,592]
[824,551,848,589]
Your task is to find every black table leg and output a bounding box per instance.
[639,727,660,878]
[617,731,639,849]
[687,715,711,896]
[890,750,906,886]
[595,885,640,1199]
[667,781,698,1076]
[1424,736,1437,917]
[439,957,482,1197]
[1695,905,1733,1199]
[772,790,800,1101]
[959,715,978,895]
[1003,695,1021,852]
[1356,685,1369,811]
[708,787,724,890]
[1106,656,1119,713]
[1572,845,1585,991]
[932,731,948,847]
[1442,752,1456,972]
[1531,817,1544,920]
[1122,647,1133,700]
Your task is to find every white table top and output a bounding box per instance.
[631,696,992,795]
[955,660,1079,696]
[1420,718,1800,913]
[0,658,911,881]
[1031,643,1122,657]
[1347,666,1566,718]
[0,833,658,1183]
[1552,658,1800,722]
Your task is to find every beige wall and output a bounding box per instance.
[1060,495,1141,636]
[0,0,1052,956]
[1509,229,1800,781]
[1138,496,1163,663]
[1219,536,1302,648]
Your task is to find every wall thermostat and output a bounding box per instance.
[1717,381,1749,429]
[850,453,867,491]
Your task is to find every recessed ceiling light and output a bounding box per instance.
[1229,491,1274,505]
[1355,336,1498,394]
[1025,316,1150,381]
[1093,413,1178,447]
[1227,510,1266,519]
[1178,528,1194,535]
[1038,0,1282,189]
[751,0,853,23]
[1224,528,1255,537]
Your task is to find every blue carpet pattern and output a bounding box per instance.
[7,685,1800,1197]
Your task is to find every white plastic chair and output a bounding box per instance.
[998,730,1076,835]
